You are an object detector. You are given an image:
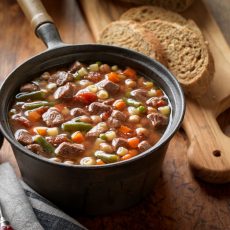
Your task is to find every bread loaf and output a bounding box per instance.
[142,20,215,97]
[118,0,194,12]
[98,20,167,66]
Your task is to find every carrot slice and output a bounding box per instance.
[34,127,47,136]
[27,110,41,122]
[156,89,164,97]
[123,67,137,79]
[128,149,138,157]
[128,137,140,148]
[121,153,132,161]
[114,100,126,110]
[71,131,85,143]
[107,72,120,83]
[119,125,132,134]
[96,159,105,165]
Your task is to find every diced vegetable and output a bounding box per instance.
[99,143,113,153]
[113,100,126,111]
[33,135,55,154]
[128,106,139,115]
[80,157,96,166]
[119,125,132,134]
[75,92,97,104]
[143,81,154,88]
[128,115,140,123]
[22,101,54,110]
[121,153,132,161]
[96,159,105,165]
[158,105,171,116]
[137,106,147,114]
[111,65,118,71]
[27,110,41,122]
[117,147,128,156]
[16,90,46,101]
[104,131,116,141]
[89,63,99,72]
[78,67,88,77]
[107,72,120,83]
[54,104,66,112]
[156,89,164,96]
[47,127,59,136]
[97,89,109,99]
[156,99,168,107]
[123,67,136,79]
[71,131,85,143]
[61,107,70,115]
[147,89,157,97]
[62,121,93,132]
[128,137,140,148]
[87,85,98,93]
[34,127,47,136]
[128,149,138,157]
[94,151,119,163]
[136,127,149,137]
[46,83,57,90]
[125,98,142,107]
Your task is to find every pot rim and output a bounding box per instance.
[0,44,185,170]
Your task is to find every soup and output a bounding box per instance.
[9,61,171,165]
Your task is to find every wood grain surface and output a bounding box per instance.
[0,0,230,229]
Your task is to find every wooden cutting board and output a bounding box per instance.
[79,0,230,183]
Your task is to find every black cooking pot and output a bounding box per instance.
[0,0,185,215]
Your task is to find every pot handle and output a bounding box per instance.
[17,0,65,49]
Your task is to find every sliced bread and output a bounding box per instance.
[142,20,215,97]
[98,20,167,66]
[120,5,200,32]
[118,0,194,12]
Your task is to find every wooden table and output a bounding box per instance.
[0,0,230,229]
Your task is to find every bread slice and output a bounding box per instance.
[118,0,194,12]
[142,20,215,97]
[98,20,167,66]
[120,5,199,32]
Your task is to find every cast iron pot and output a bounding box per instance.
[0,0,185,215]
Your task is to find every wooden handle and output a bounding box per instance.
[17,0,53,31]
[183,98,230,183]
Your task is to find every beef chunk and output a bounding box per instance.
[130,89,148,101]
[86,122,108,138]
[20,83,39,92]
[88,102,111,114]
[112,138,128,149]
[111,110,126,121]
[96,80,120,94]
[48,71,74,86]
[55,142,85,157]
[54,82,76,99]
[146,96,165,107]
[70,108,89,117]
[46,134,70,146]
[85,72,102,83]
[138,140,151,152]
[147,112,168,127]
[42,108,64,127]
[26,144,45,155]
[108,117,121,128]
[11,114,31,128]
[14,129,33,145]
[69,61,85,73]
